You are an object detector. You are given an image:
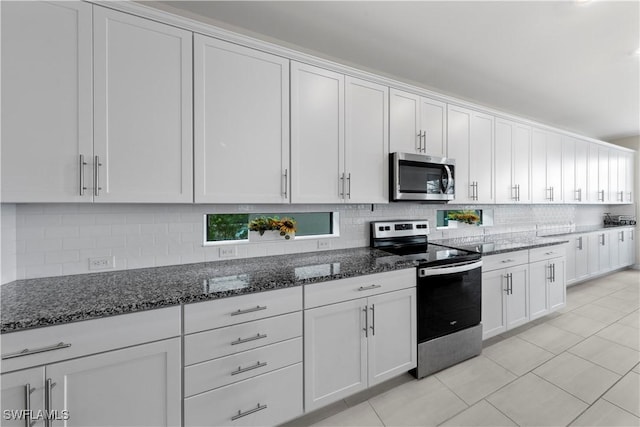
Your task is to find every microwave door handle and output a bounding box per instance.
[442,165,453,194]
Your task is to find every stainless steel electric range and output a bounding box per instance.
[371,220,483,378]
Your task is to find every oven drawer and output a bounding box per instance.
[482,250,529,272]
[304,268,416,309]
[184,286,302,334]
[529,245,566,263]
[184,363,303,427]
[184,311,301,365]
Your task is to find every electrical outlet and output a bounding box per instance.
[317,240,331,250]
[88,256,115,270]
[219,246,237,258]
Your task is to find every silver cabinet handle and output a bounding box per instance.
[231,361,267,376]
[362,306,368,338]
[2,342,71,360]
[231,333,267,346]
[24,383,34,427]
[230,306,266,316]
[504,273,512,295]
[600,233,605,246]
[544,251,556,256]
[94,155,102,197]
[370,304,376,336]
[620,231,624,242]
[231,403,268,421]
[575,188,582,202]
[357,284,381,291]
[79,154,88,196]
[552,263,556,283]
[339,173,345,198]
[422,130,427,152]
[346,173,351,199]
[501,259,515,264]
[598,189,605,202]
[547,264,553,282]
[416,132,422,152]
[577,236,583,250]
[44,378,54,427]
[282,169,288,199]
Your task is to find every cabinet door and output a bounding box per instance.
[389,89,420,154]
[597,232,611,272]
[469,112,494,203]
[447,106,472,203]
[1,1,93,202]
[562,137,577,204]
[528,260,550,320]
[506,266,529,330]
[194,35,289,203]
[587,143,600,202]
[549,258,566,311]
[291,62,344,203]
[367,288,416,386]
[598,147,610,203]
[494,119,515,203]
[345,77,389,203]
[624,152,634,203]
[574,140,589,203]
[611,230,623,269]
[48,338,181,427]
[512,124,532,203]
[420,97,447,157]
[304,299,367,411]
[574,235,589,282]
[546,132,563,203]
[587,233,601,275]
[481,270,507,339]
[610,150,620,203]
[531,129,548,203]
[93,7,193,203]
[1,368,45,427]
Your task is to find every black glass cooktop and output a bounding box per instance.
[381,243,480,267]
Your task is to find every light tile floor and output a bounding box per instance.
[287,269,640,427]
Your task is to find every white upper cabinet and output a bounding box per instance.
[344,77,389,204]
[193,35,289,203]
[531,129,563,203]
[562,137,589,203]
[389,89,447,157]
[609,149,634,204]
[1,1,93,203]
[447,106,494,204]
[588,143,610,203]
[623,151,635,204]
[291,62,388,203]
[495,119,532,204]
[93,7,193,203]
[291,62,345,204]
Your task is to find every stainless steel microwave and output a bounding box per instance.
[390,152,455,202]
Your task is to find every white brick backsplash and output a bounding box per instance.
[1,202,612,282]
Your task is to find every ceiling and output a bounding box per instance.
[145,1,640,142]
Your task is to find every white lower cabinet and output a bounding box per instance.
[0,307,182,427]
[529,247,567,320]
[482,263,529,339]
[303,270,416,412]
[482,246,567,340]
[577,228,636,281]
[182,286,303,427]
[566,235,589,285]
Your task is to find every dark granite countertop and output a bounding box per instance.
[539,224,636,237]
[1,248,416,334]
[432,232,570,256]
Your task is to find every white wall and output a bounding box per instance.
[610,136,639,267]
[0,202,607,284]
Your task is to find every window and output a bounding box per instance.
[205,212,338,244]
[436,209,493,228]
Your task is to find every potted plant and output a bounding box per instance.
[248,216,297,241]
[446,210,481,227]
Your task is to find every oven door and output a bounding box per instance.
[391,152,455,201]
[417,260,482,342]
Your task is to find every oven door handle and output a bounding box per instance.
[418,260,482,277]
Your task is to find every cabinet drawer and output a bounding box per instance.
[185,337,301,397]
[184,286,302,334]
[184,363,303,427]
[304,268,416,309]
[184,311,301,365]
[482,250,529,272]
[529,245,567,263]
[1,306,181,373]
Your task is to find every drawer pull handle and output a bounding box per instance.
[231,334,267,346]
[501,259,515,263]
[231,361,268,376]
[544,252,555,256]
[231,403,268,421]
[2,342,71,360]
[230,306,267,316]
[358,284,381,291]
